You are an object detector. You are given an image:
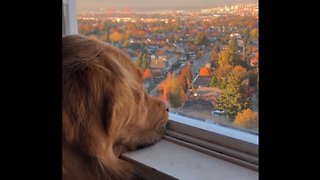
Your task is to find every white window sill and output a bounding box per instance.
[121,140,258,180]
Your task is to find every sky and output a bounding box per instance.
[77,0,256,11]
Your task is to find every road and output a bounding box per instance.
[191,52,211,79]
[148,52,211,97]
[149,84,159,96]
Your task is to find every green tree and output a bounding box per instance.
[228,36,242,66]
[209,75,219,87]
[102,21,113,42]
[210,44,220,68]
[248,70,258,87]
[215,73,252,119]
[194,32,209,46]
[209,65,232,89]
[242,36,248,57]
[123,39,129,48]
[221,34,230,44]
[218,49,232,67]
[136,53,149,70]
[232,65,248,81]
[250,28,258,40]
[243,28,250,40]
[229,36,238,54]
[232,53,242,67]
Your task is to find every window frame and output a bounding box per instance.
[165,112,258,171]
[63,0,259,171]
[62,0,78,36]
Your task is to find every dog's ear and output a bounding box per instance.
[62,59,116,146]
[62,35,120,150]
[62,35,143,179]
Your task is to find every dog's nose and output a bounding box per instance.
[165,106,169,112]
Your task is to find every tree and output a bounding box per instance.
[178,63,193,92]
[209,65,232,89]
[109,31,124,42]
[136,53,149,70]
[242,36,248,57]
[158,73,172,102]
[194,32,209,46]
[221,34,230,44]
[234,109,258,130]
[199,67,211,76]
[218,49,232,67]
[248,70,258,87]
[123,39,130,48]
[99,31,110,42]
[210,44,219,68]
[140,54,149,70]
[185,63,193,85]
[229,36,238,55]
[215,73,252,119]
[232,53,242,67]
[232,65,248,81]
[251,52,259,67]
[247,44,253,56]
[168,74,186,108]
[169,83,186,108]
[158,73,186,108]
[142,68,152,80]
[250,28,258,40]
[228,36,243,66]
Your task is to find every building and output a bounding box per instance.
[192,76,211,89]
[150,58,168,76]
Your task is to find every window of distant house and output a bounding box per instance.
[76,0,259,134]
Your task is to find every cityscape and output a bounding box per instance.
[77,1,258,133]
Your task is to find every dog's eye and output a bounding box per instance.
[160,103,169,111]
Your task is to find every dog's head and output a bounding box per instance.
[62,34,168,179]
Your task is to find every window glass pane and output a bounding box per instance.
[76,0,259,134]
[63,3,69,35]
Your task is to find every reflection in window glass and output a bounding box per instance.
[76,0,259,133]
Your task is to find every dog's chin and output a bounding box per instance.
[135,126,167,150]
[135,142,155,150]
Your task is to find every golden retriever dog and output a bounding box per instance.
[62,34,169,180]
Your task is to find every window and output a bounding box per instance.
[66,0,259,172]
[63,0,78,35]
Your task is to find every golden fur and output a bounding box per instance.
[62,34,169,180]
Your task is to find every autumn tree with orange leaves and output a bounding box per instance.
[109,31,125,42]
[158,73,172,102]
[158,73,186,108]
[234,109,258,130]
[199,67,211,76]
[169,74,186,108]
[142,68,152,80]
[232,65,248,81]
[178,63,193,92]
[169,84,186,108]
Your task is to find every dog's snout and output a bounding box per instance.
[165,106,169,112]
